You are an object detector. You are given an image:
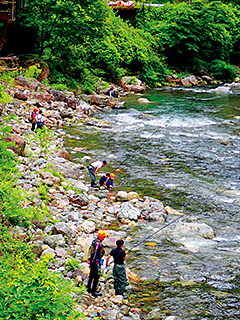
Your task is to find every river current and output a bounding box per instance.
[64,87,240,319]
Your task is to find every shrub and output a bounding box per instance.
[209,60,238,81]
[0,255,80,320]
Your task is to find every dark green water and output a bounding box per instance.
[64,87,240,319]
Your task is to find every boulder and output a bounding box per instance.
[127,192,140,201]
[115,191,128,201]
[52,222,72,238]
[15,76,44,90]
[57,149,71,160]
[120,76,146,93]
[145,308,163,320]
[137,98,150,103]
[14,92,28,101]
[181,75,198,86]
[89,94,119,108]
[49,157,84,179]
[174,222,215,239]
[78,220,96,233]
[43,234,65,248]
[40,248,55,258]
[5,134,25,155]
[31,92,55,103]
[137,113,155,120]
[118,202,141,221]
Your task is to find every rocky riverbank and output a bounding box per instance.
[0,75,219,320]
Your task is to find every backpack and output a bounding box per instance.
[29,112,36,123]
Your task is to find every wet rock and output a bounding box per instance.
[181,75,198,86]
[137,113,155,120]
[174,222,215,239]
[126,268,140,282]
[145,307,163,320]
[137,98,150,103]
[5,134,25,155]
[118,202,141,222]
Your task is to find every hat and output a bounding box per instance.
[34,107,38,112]
[111,84,114,88]
[110,173,115,179]
[98,230,109,240]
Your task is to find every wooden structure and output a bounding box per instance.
[0,0,26,50]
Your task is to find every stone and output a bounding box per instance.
[89,94,119,108]
[31,240,44,257]
[145,307,163,320]
[52,222,72,238]
[31,92,55,103]
[78,220,96,233]
[126,268,140,282]
[115,191,128,201]
[137,113,155,120]
[174,222,215,239]
[137,98,150,103]
[55,247,68,257]
[40,248,55,258]
[103,236,122,248]
[127,192,140,201]
[72,267,88,280]
[49,157,84,179]
[57,149,71,160]
[14,92,28,101]
[74,181,89,192]
[165,206,183,216]
[76,237,92,250]
[118,202,141,221]
[120,76,146,93]
[5,134,25,156]
[78,262,90,276]
[101,309,120,320]
[43,234,65,248]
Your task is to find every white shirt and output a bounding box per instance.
[36,114,45,123]
[90,161,104,169]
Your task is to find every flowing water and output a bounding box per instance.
[64,87,240,319]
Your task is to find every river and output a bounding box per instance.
[64,86,240,319]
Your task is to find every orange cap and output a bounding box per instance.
[34,107,38,112]
[110,173,115,179]
[98,230,109,240]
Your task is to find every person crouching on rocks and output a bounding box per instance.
[106,239,128,299]
[87,230,109,296]
[36,110,47,129]
[88,160,107,188]
[99,172,115,189]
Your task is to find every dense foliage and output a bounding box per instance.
[17,0,240,87]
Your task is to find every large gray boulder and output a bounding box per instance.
[43,234,65,248]
[118,202,141,221]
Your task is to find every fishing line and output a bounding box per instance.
[112,114,175,173]
[127,183,234,253]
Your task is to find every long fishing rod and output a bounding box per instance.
[112,115,174,173]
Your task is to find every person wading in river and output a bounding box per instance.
[106,239,128,299]
[87,230,108,296]
[88,160,107,187]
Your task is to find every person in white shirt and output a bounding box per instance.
[88,160,107,187]
[36,110,46,129]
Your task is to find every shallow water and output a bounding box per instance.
[64,87,240,318]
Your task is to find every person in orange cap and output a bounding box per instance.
[108,84,115,97]
[30,107,38,131]
[87,230,109,296]
[99,172,115,189]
